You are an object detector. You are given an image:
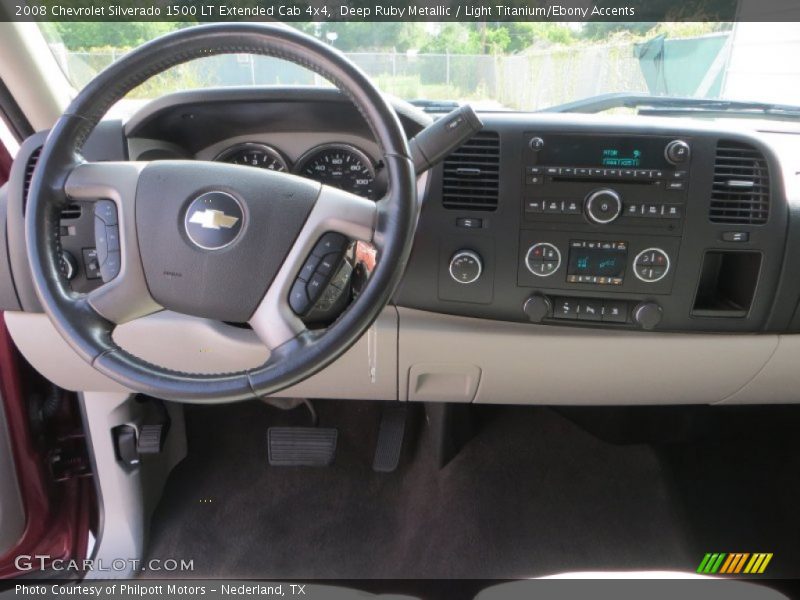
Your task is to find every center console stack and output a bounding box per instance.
[397,116,793,334]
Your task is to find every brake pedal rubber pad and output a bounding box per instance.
[267,427,337,467]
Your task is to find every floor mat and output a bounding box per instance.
[144,400,706,578]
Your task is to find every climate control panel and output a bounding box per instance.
[518,232,680,295]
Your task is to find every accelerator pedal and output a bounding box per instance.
[372,404,407,473]
[267,427,338,467]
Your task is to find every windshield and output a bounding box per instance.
[37,21,800,114]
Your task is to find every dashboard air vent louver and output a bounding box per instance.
[22,146,81,220]
[709,140,770,225]
[22,146,42,206]
[442,131,500,211]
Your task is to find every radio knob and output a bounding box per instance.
[665,140,691,164]
[449,250,482,284]
[585,189,622,224]
[523,294,552,323]
[633,302,663,330]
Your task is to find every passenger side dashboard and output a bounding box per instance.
[398,114,800,334]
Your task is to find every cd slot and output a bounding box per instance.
[550,176,662,186]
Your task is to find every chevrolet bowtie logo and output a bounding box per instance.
[188,209,240,230]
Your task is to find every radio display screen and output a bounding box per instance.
[567,241,627,285]
[534,134,671,169]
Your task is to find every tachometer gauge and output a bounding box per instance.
[215,143,289,172]
[295,144,377,199]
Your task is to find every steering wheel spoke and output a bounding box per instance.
[249,184,377,350]
[27,24,415,402]
[65,161,162,324]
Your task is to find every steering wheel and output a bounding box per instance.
[25,24,417,402]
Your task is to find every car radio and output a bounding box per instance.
[522,132,690,229]
[517,132,687,296]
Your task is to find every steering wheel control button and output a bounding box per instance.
[316,253,340,277]
[94,200,118,226]
[313,232,348,257]
[525,242,561,277]
[306,273,328,303]
[183,191,244,251]
[289,280,311,315]
[298,254,321,282]
[633,248,670,283]
[665,139,691,165]
[449,250,483,284]
[100,251,121,282]
[585,189,623,224]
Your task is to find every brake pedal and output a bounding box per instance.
[372,404,407,473]
[267,427,337,467]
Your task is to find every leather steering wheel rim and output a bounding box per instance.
[25,23,417,402]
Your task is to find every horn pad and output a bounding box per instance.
[135,161,318,322]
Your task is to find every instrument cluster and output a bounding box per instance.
[214,141,378,200]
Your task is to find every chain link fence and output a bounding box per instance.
[56,39,698,111]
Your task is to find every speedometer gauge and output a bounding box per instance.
[215,143,289,172]
[295,144,377,199]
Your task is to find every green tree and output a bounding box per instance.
[47,22,185,50]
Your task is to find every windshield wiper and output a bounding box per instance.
[542,92,800,120]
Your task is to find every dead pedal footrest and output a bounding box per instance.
[267,427,337,467]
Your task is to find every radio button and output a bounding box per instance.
[525,200,543,213]
[643,204,661,218]
[529,137,545,151]
[624,203,640,216]
[585,189,623,224]
[564,200,581,214]
[665,140,691,164]
[543,200,563,213]
[662,205,682,218]
[666,181,686,191]
[527,175,544,185]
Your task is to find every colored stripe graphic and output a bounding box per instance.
[699,552,773,574]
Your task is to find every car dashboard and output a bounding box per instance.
[4,87,800,405]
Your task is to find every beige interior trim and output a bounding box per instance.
[0,23,71,130]
[6,307,800,405]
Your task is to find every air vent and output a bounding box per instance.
[60,203,82,219]
[442,132,500,211]
[22,146,42,206]
[709,141,770,225]
[22,146,82,220]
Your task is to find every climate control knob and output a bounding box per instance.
[585,189,622,224]
[449,250,483,284]
[523,294,552,323]
[633,302,663,330]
